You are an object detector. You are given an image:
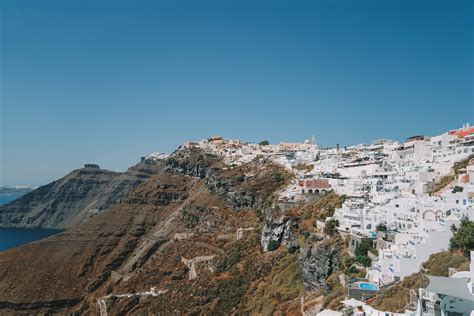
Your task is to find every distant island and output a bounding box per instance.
[0,186,35,196]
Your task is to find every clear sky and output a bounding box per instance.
[0,0,472,186]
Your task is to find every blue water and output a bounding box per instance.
[0,193,61,252]
[0,227,60,252]
[0,194,22,205]
[359,282,380,291]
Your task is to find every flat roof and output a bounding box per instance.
[317,309,343,316]
[341,298,365,307]
[426,276,474,301]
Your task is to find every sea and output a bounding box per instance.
[0,194,60,252]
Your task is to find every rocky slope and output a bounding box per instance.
[261,204,300,252]
[0,148,294,315]
[0,160,160,229]
[0,147,353,315]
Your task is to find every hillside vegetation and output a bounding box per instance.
[299,192,347,222]
[450,216,474,257]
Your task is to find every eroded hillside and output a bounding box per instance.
[0,161,160,229]
[0,148,298,315]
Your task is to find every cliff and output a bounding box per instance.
[0,147,350,315]
[0,148,293,315]
[0,161,160,229]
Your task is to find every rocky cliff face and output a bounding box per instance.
[0,161,160,229]
[261,201,346,293]
[261,205,300,252]
[298,236,345,291]
[165,148,289,210]
[0,148,292,315]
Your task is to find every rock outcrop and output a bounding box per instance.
[165,148,290,210]
[0,161,160,229]
[298,236,345,291]
[261,205,299,252]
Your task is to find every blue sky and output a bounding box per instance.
[1,0,472,186]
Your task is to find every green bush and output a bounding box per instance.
[355,239,373,257]
[324,219,339,236]
[267,239,280,251]
[348,265,359,274]
[259,140,270,146]
[356,255,372,267]
[452,186,464,193]
[273,171,285,183]
[376,223,387,232]
[450,215,474,257]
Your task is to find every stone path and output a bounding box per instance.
[98,287,167,316]
[181,255,216,280]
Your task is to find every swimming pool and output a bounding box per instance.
[358,282,380,291]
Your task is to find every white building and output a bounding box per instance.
[418,251,474,316]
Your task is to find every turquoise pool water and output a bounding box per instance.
[359,282,380,291]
